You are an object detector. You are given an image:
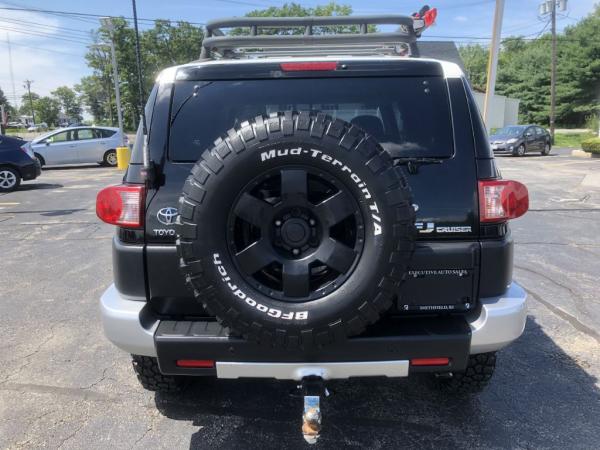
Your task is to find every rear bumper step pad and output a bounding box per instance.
[154,317,471,376]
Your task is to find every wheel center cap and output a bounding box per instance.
[281,218,309,247]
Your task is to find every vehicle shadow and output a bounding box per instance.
[154,317,599,449]
[17,183,63,191]
[495,154,559,158]
[1,208,85,216]
[42,164,106,171]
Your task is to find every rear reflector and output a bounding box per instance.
[280,62,338,72]
[176,359,215,368]
[479,180,529,223]
[96,184,145,228]
[410,357,450,366]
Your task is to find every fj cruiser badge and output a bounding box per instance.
[416,222,472,234]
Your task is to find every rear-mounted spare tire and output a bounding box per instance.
[176,111,416,348]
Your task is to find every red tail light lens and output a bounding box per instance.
[96,184,145,228]
[176,359,215,368]
[479,180,529,223]
[280,62,338,72]
[411,357,450,366]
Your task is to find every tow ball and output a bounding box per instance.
[299,376,329,444]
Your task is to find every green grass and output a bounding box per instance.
[553,132,596,148]
[4,128,28,135]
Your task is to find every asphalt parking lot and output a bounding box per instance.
[1,151,599,449]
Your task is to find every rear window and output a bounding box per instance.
[169,77,454,161]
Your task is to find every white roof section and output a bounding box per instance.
[156,56,465,85]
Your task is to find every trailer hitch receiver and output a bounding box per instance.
[300,376,328,444]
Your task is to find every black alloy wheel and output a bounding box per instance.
[228,167,364,301]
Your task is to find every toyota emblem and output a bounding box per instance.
[157,207,179,225]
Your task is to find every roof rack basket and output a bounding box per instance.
[200,10,437,60]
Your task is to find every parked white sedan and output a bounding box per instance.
[24,126,126,167]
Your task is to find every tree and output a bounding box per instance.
[76,76,111,124]
[19,92,39,117]
[459,6,600,127]
[0,87,16,120]
[82,18,203,129]
[34,97,61,126]
[52,86,82,122]
[0,86,9,108]
[459,45,488,92]
[233,2,360,35]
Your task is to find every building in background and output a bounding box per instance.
[418,41,520,128]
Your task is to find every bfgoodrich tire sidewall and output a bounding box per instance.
[189,138,398,330]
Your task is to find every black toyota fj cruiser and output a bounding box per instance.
[97,11,529,441]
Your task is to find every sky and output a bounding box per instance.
[0,0,597,109]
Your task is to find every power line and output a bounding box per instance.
[0,16,93,36]
[0,40,86,57]
[0,4,594,47]
[0,6,206,26]
[0,25,91,44]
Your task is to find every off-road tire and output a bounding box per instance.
[441,352,497,393]
[176,111,416,349]
[131,355,184,393]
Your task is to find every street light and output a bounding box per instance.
[98,17,125,147]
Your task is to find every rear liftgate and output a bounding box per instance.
[173,6,443,444]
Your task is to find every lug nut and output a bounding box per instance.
[275,220,282,226]
[309,219,316,226]
[292,249,300,255]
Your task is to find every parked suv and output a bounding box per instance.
[97,12,528,441]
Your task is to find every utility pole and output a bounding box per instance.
[132,0,147,135]
[540,0,568,140]
[483,0,505,131]
[101,17,125,146]
[550,0,557,141]
[23,79,35,124]
[6,34,18,110]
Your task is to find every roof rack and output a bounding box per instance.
[200,8,437,60]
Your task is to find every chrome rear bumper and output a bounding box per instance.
[100,282,528,369]
[216,360,410,380]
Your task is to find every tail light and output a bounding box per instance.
[96,184,145,228]
[411,357,450,366]
[20,144,34,159]
[479,180,528,223]
[280,62,338,72]
[176,359,215,368]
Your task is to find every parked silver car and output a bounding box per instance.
[23,126,126,167]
